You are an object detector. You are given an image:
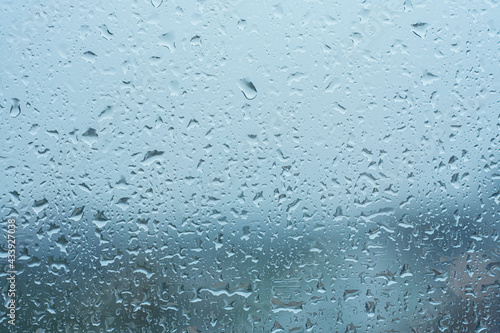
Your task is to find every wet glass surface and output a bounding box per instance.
[1,1,499,332]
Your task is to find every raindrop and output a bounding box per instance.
[82,51,97,63]
[151,0,163,8]
[69,206,85,221]
[237,78,257,100]
[10,98,21,117]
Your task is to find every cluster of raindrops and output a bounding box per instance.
[0,0,499,332]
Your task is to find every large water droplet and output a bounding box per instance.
[151,0,163,8]
[237,78,257,100]
[10,98,21,117]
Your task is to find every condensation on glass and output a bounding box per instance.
[0,0,499,332]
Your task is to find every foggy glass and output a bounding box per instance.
[1,0,499,332]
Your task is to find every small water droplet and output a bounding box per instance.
[82,51,97,63]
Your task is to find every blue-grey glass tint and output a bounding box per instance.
[1,0,499,332]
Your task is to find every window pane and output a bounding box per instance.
[1,0,499,331]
